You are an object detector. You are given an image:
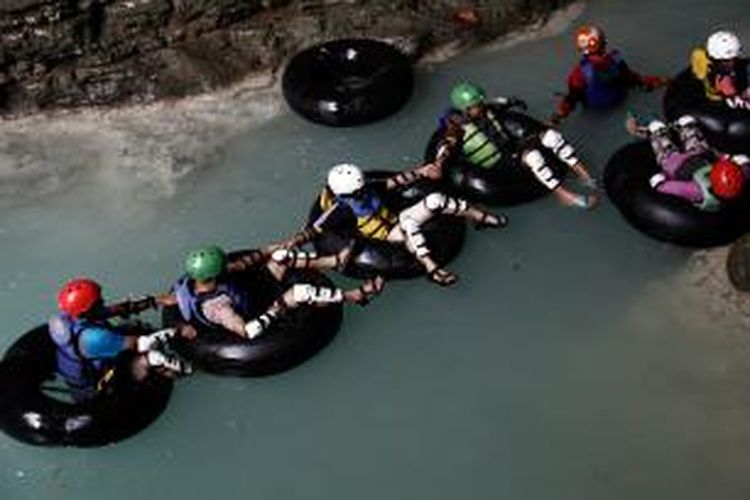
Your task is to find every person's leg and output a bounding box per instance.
[268,243,354,276]
[521,149,597,209]
[654,179,704,204]
[674,115,709,154]
[645,120,679,167]
[395,193,504,285]
[130,351,191,380]
[244,278,385,338]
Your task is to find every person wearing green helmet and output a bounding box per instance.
[162,242,384,339]
[434,81,599,209]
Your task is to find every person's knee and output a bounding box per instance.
[522,150,561,190]
[540,129,579,167]
[424,192,447,212]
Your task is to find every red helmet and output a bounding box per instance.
[575,25,606,55]
[710,157,744,199]
[58,279,102,318]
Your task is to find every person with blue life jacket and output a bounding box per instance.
[435,82,599,209]
[295,162,506,286]
[163,244,384,339]
[48,278,191,402]
[550,25,667,124]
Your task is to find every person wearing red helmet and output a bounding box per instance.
[625,113,750,210]
[49,278,191,402]
[551,25,667,124]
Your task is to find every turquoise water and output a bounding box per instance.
[3,1,750,499]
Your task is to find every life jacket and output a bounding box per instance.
[320,188,397,240]
[693,165,722,211]
[48,313,112,392]
[674,153,722,211]
[459,108,512,169]
[692,48,750,101]
[579,50,627,109]
[174,275,254,328]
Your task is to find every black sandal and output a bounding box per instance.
[353,276,385,306]
[428,268,458,287]
[474,211,506,230]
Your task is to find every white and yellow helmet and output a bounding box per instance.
[707,30,742,60]
[327,163,364,196]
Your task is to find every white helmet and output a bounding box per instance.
[707,30,742,60]
[327,163,364,196]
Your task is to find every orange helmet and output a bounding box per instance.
[710,157,744,199]
[575,25,606,55]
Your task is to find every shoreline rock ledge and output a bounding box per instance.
[0,0,571,117]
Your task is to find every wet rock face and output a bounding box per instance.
[0,0,570,116]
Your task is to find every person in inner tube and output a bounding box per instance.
[550,25,667,124]
[291,162,506,287]
[160,244,384,340]
[49,279,192,403]
[625,113,750,210]
[434,82,600,210]
[691,30,750,110]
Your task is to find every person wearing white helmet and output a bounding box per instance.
[295,162,506,287]
[691,30,750,109]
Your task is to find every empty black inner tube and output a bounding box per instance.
[0,325,173,447]
[663,68,750,153]
[282,38,414,127]
[604,141,750,247]
[163,264,343,377]
[423,109,567,206]
[306,171,466,280]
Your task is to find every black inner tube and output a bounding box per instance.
[163,264,343,377]
[282,38,414,127]
[423,109,567,206]
[663,68,750,153]
[604,141,750,247]
[0,325,173,447]
[306,171,466,280]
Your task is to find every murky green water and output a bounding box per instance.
[2,1,750,499]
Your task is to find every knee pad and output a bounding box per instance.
[399,220,430,258]
[522,150,561,190]
[424,192,467,215]
[540,129,579,167]
[424,192,447,212]
[271,248,317,267]
[730,154,750,164]
[292,284,342,304]
[676,115,697,128]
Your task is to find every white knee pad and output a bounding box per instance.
[676,115,697,127]
[540,129,579,167]
[292,284,343,304]
[730,154,750,166]
[424,192,447,212]
[398,217,430,258]
[522,150,560,190]
[424,192,468,215]
[271,248,317,265]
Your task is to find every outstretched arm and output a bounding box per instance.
[384,162,442,190]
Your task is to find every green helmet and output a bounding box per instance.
[451,82,486,111]
[185,246,227,281]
